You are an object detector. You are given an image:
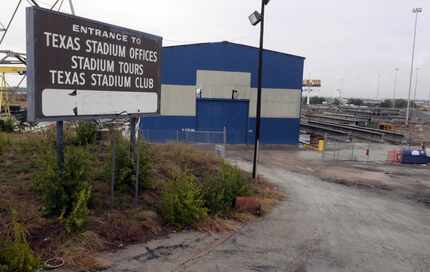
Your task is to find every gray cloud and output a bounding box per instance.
[1,0,429,99]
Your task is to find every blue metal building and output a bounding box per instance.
[141,41,305,144]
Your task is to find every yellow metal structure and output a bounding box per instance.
[0,66,26,118]
[0,66,26,74]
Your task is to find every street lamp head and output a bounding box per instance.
[249,11,262,26]
[413,8,423,13]
[264,0,271,5]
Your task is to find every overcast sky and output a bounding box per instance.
[1,0,429,100]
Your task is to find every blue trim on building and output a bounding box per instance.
[161,41,304,90]
[141,116,196,130]
[140,116,195,143]
[248,118,300,145]
[140,115,300,145]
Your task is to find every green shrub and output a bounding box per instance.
[105,137,153,193]
[65,185,92,233]
[0,211,41,272]
[0,118,15,133]
[160,172,207,228]
[75,121,97,145]
[33,146,92,231]
[202,164,252,215]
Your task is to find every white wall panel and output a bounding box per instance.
[196,70,251,99]
[161,84,196,116]
[248,88,301,118]
[161,71,301,118]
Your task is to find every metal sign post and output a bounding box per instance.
[56,120,65,173]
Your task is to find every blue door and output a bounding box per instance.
[196,98,249,144]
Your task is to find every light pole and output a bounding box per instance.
[413,67,420,108]
[406,8,422,125]
[376,73,381,100]
[392,68,399,109]
[249,0,270,179]
[428,88,430,106]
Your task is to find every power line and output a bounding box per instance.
[57,0,65,11]
[0,0,23,47]
[28,0,40,7]
[50,0,60,10]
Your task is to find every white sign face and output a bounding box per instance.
[42,89,158,116]
[26,7,162,121]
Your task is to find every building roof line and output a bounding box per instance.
[163,41,305,60]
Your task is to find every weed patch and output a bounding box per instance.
[0,211,41,272]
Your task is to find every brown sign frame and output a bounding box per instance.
[26,7,162,121]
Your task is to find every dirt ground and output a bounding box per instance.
[232,146,430,207]
[62,145,430,272]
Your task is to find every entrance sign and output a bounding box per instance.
[26,7,162,121]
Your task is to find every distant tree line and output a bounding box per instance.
[303,96,416,108]
[346,98,415,108]
[302,96,327,105]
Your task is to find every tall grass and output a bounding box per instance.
[0,133,9,155]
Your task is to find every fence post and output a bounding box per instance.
[176,129,179,143]
[367,143,371,163]
[223,126,227,145]
[110,126,116,207]
[134,119,141,207]
[129,117,137,158]
[56,121,65,175]
[351,142,355,161]
[334,141,338,160]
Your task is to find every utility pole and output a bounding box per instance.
[406,8,423,126]
[392,68,399,109]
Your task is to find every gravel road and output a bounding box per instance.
[100,159,430,272]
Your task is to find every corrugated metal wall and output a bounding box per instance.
[141,41,305,145]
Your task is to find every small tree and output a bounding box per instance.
[309,96,326,105]
[380,99,393,108]
[394,99,415,108]
[348,98,364,106]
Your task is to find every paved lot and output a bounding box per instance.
[97,153,430,272]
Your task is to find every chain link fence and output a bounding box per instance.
[141,128,227,157]
[322,137,399,163]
